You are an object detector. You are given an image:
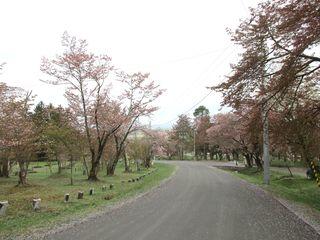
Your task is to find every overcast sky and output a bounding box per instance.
[0,0,260,128]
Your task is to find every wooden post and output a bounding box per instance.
[78,191,84,199]
[64,193,70,203]
[89,188,94,196]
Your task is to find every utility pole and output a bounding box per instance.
[193,128,196,160]
[259,38,270,185]
[262,100,270,185]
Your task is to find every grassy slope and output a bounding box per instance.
[270,159,306,168]
[0,161,175,238]
[229,168,320,212]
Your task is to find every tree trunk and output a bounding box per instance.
[17,157,29,186]
[204,145,207,160]
[300,141,312,167]
[88,159,100,181]
[107,159,117,176]
[88,152,100,181]
[18,169,27,185]
[233,150,239,165]
[70,156,73,185]
[88,146,105,180]
[56,152,62,174]
[123,151,130,173]
[107,150,121,176]
[254,156,263,170]
[209,148,214,160]
[195,148,198,160]
[82,155,89,176]
[47,160,53,174]
[226,153,231,161]
[244,153,253,168]
[145,156,151,168]
[0,159,9,177]
[136,160,140,172]
[180,147,184,160]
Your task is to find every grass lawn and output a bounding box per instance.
[270,159,306,168]
[228,168,320,212]
[0,161,175,238]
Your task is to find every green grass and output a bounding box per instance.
[0,161,175,238]
[228,168,320,212]
[270,159,306,168]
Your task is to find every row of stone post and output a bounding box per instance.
[1,172,156,216]
[0,184,116,216]
[0,198,41,217]
[127,173,151,183]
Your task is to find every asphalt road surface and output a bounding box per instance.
[46,161,320,240]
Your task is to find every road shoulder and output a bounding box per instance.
[13,164,178,240]
[211,165,320,236]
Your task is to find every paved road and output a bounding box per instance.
[46,161,319,240]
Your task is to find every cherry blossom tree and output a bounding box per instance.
[0,83,14,177]
[41,33,163,180]
[207,113,239,161]
[212,0,320,173]
[269,82,320,167]
[106,72,164,175]
[41,32,123,181]
[152,130,176,160]
[0,85,35,184]
[215,0,320,109]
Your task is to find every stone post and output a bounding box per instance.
[0,201,9,216]
[32,198,41,211]
[64,193,70,202]
[78,191,84,199]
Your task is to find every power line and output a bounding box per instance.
[151,67,236,129]
[151,89,214,128]
[171,45,232,97]
[159,45,234,111]
[121,46,232,68]
[240,0,249,14]
[181,45,235,95]
[151,46,236,128]
[162,47,230,64]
